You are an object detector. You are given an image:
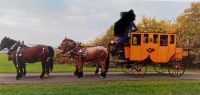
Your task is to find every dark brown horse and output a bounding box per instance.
[58,37,109,78]
[0,37,54,80]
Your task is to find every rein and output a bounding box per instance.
[9,43,18,51]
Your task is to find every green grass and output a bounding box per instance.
[0,80,200,95]
[0,53,120,73]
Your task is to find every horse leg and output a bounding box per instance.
[77,65,83,78]
[45,61,50,78]
[13,61,20,80]
[76,57,83,78]
[18,67,23,79]
[16,64,23,80]
[21,63,26,77]
[23,63,26,76]
[100,60,107,78]
[16,69,21,80]
[40,62,46,79]
[95,64,100,75]
[74,65,78,76]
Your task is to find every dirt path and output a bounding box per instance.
[0,72,200,84]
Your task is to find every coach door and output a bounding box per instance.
[130,34,142,61]
[157,35,169,62]
[141,34,150,60]
[168,35,176,61]
[149,34,159,62]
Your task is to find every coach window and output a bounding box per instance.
[153,34,158,43]
[143,34,149,43]
[132,34,141,45]
[170,35,175,44]
[160,35,168,46]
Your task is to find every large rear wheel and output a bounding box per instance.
[168,61,185,77]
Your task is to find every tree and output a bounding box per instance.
[137,16,177,33]
[176,2,200,47]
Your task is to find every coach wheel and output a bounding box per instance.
[133,62,147,78]
[168,61,185,77]
[153,63,167,73]
[121,63,133,74]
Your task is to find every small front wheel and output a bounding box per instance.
[132,62,147,78]
[121,63,133,74]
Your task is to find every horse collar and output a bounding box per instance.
[69,46,86,58]
[69,43,80,54]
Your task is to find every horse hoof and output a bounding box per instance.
[77,75,83,78]
[21,75,25,78]
[100,76,105,79]
[16,77,24,80]
[100,73,106,78]
[44,74,49,78]
[74,72,77,76]
[20,77,24,80]
[77,72,83,78]
[40,77,44,79]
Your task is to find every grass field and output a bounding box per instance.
[0,80,200,95]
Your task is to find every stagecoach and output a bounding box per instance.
[110,32,188,77]
[109,10,189,77]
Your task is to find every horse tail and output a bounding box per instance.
[48,46,54,72]
[105,49,110,72]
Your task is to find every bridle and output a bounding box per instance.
[61,39,83,57]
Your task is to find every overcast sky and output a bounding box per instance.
[0,0,197,46]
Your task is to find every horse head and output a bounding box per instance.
[0,37,7,50]
[58,37,77,53]
[0,37,17,50]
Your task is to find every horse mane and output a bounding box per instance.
[66,38,107,48]
[66,38,76,43]
[1,37,29,49]
[5,37,17,43]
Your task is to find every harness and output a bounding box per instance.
[15,46,22,68]
[8,43,23,68]
[68,43,87,59]
[68,42,81,55]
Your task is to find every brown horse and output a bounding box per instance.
[58,37,109,78]
[0,37,54,80]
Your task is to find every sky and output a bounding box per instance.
[0,0,197,47]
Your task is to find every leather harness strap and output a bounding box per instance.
[15,46,22,68]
